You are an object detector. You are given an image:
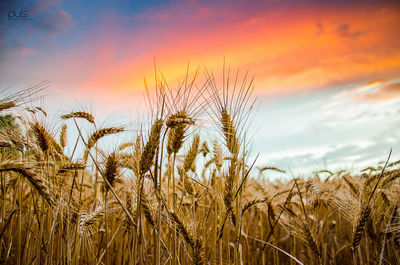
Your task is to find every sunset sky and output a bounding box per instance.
[1,0,400,177]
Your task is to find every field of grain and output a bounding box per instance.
[0,73,399,265]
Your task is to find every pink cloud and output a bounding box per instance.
[11,1,400,105]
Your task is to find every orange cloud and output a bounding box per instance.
[357,81,400,101]
[46,2,400,103]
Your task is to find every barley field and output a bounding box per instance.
[0,73,399,265]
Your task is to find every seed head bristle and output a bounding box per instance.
[118,142,134,151]
[166,110,194,128]
[167,124,186,156]
[200,141,210,157]
[119,153,134,170]
[166,110,194,156]
[352,206,371,250]
[58,161,85,173]
[60,124,67,148]
[87,127,124,150]
[259,166,286,174]
[61,111,95,125]
[178,166,194,195]
[380,191,391,207]
[132,136,142,177]
[104,152,119,191]
[0,162,55,205]
[0,141,13,148]
[303,222,321,264]
[139,119,163,175]
[183,134,200,172]
[79,208,105,237]
[220,108,239,155]
[31,122,49,152]
[242,197,268,215]
[193,238,206,265]
[0,102,16,112]
[34,107,47,116]
[169,210,195,247]
[31,122,64,156]
[213,141,223,171]
[0,209,18,239]
[366,217,376,241]
[140,191,155,227]
[382,171,400,187]
[343,175,359,196]
[267,201,276,224]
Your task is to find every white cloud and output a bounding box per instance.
[251,81,400,177]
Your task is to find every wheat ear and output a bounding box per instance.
[0,162,54,205]
[60,124,67,148]
[352,205,371,250]
[61,111,95,125]
[139,119,163,175]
